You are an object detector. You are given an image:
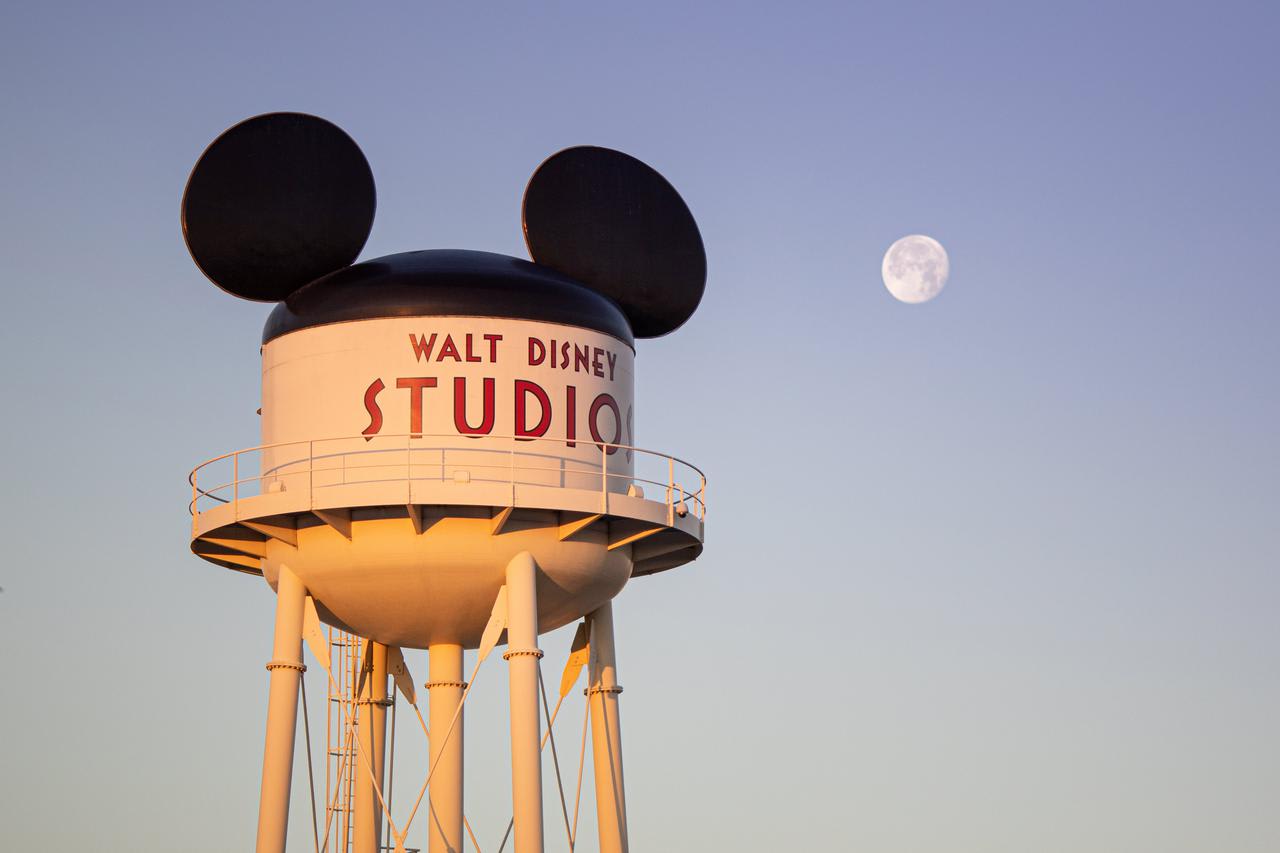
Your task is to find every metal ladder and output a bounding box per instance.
[326,626,361,852]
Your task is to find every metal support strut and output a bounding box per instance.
[428,644,466,853]
[256,565,308,853]
[588,601,629,853]
[355,642,389,853]
[505,551,545,853]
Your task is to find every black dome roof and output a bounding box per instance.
[262,249,634,347]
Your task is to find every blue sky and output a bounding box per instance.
[1,2,1276,850]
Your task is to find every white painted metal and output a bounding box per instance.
[588,601,629,853]
[302,598,331,674]
[355,642,389,853]
[194,312,707,849]
[325,628,361,851]
[427,644,465,853]
[268,511,630,650]
[256,564,307,853]
[260,317,636,498]
[190,432,707,526]
[505,552,544,853]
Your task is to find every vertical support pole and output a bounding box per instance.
[428,644,466,853]
[666,456,675,526]
[505,551,544,853]
[256,564,307,853]
[588,601,629,853]
[355,642,389,853]
[601,442,608,511]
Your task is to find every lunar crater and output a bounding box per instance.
[882,234,949,304]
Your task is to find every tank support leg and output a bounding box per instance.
[588,600,629,853]
[355,641,389,853]
[428,644,466,853]
[505,551,545,853]
[256,564,307,853]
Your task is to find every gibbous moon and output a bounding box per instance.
[882,234,949,304]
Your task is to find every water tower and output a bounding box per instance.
[182,113,707,853]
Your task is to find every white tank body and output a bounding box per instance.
[256,315,639,647]
[260,315,635,486]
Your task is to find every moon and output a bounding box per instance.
[882,234,949,304]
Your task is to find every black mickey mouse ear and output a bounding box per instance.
[181,112,376,302]
[522,146,706,338]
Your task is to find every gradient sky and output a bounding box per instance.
[2,2,1277,851]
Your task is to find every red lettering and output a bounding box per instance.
[396,377,437,437]
[437,335,461,362]
[409,333,437,362]
[362,379,385,441]
[515,380,552,441]
[464,334,481,363]
[574,344,589,373]
[565,386,577,448]
[453,377,495,436]
[559,341,570,369]
[484,333,503,362]
[592,347,604,377]
[589,393,621,455]
[625,405,634,462]
[606,351,618,381]
[528,337,546,366]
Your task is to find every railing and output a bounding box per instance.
[189,432,706,535]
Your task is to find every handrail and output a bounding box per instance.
[190,431,706,479]
[189,432,707,530]
[202,468,704,512]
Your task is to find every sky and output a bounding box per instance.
[1,1,1277,850]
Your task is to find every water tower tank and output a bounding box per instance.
[183,113,707,853]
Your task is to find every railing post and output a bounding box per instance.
[191,471,198,536]
[308,440,314,510]
[600,441,608,513]
[666,457,674,526]
[233,451,239,511]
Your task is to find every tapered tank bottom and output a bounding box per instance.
[263,511,632,649]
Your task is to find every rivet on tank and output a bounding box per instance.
[181,112,708,853]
